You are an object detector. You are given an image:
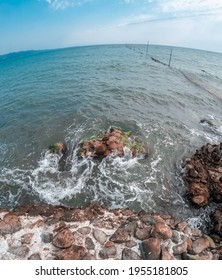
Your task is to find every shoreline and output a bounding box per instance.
[0,203,221,260]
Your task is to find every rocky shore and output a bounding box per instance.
[0,203,222,260]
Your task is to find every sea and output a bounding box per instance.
[1,44,222,228]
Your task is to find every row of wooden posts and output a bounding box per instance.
[126,41,173,67]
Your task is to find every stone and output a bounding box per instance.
[125,240,137,248]
[9,245,30,258]
[211,208,222,236]
[135,227,151,240]
[172,230,180,243]
[57,245,86,260]
[52,229,74,249]
[109,228,130,243]
[140,238,161,260]
[28,204,55,217]
[93,229,107,245]
[190,237,210,254]
[77,227,91,235]
[161,247,174,260]
[99,246,116,259]
[0,214,21,234]
[151,223,172,239]
[21,233,34,245]
[122,248,141,260]
[85,237,95,250]
[187,182,210,206]
[173,241,187,255]
[176,221,188,232]
[28,253,41,260]
[41,232,53,243]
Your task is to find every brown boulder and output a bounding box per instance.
[151,223,173,239]
[140,237,161,260]
[187,182,210,206]
[0,214,21,234]
[57,245,86,260]
[52,229,74,249]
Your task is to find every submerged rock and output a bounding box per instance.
[48,142,68,171]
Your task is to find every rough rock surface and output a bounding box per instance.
[183,143,222,206]
[79,127,148,158]
[0,204,221,260]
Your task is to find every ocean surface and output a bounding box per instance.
[1,44,222,227]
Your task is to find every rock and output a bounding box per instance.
[135,227,151,240]
[41,232,53,243]
[140,238,161,260]
[85,237,95,250]
[21,233,34,245]
[211,208,222,235]
[176,221,188,232]
[122,248,141,260]
[173,241,187,255]
[9,245,30,258]
[151,223,172,239]
[161,247,174,260]
[190,237,210,254]
[204,235,216,248]
[52,229,74,249]
[99,246,117,259]
[0,214,21,234]
[172,230,181,243]
[57,245,86,260]
[110,228,130,243]
[187,182,210,206]
[125,240,137,248]
[77,227,91,235]
[93,229,107,245]
[28,204,55,217]
[28,253,41,260]
[79,127,148,159]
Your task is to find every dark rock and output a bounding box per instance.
[85,237,95,250]
[41,232,53,243]
[52,229,74,249]
[122,248,141,260]
[125,240,137,248]
[187,182,210,206]
[211,208,222,236]
[140,237,161,260]
[28,204,55,217]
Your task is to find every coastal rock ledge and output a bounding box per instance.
[0,204,222,260]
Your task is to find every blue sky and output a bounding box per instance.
[1,0,222,54]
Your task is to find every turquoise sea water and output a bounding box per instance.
[0,44,222,225]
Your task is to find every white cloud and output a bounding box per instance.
[43,0,93,10]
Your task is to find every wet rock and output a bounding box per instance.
[99,246,117,259]
[110,228,130,243]
[62,209,86,222]
[93,229,107,245]
[187,182,210,206]
[140,238,161,260]
[190,237,210,254]
[0,214,21,234]
[151,223,172,240]
[79,127,148,159]
[57,245,86,260]
[28,204,55,217]
[52,229,74,249]
[122,248,141,260]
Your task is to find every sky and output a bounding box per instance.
[0,0,222,55]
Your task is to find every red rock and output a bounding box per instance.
[187,182,210,206]
[0,214,21,234]
[151,223,173,239]
[140,237,161,260]
[52,229,74,249]
[57,245,86,260]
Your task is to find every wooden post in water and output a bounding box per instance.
[168,48,173,67]
[146,40,149,59]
